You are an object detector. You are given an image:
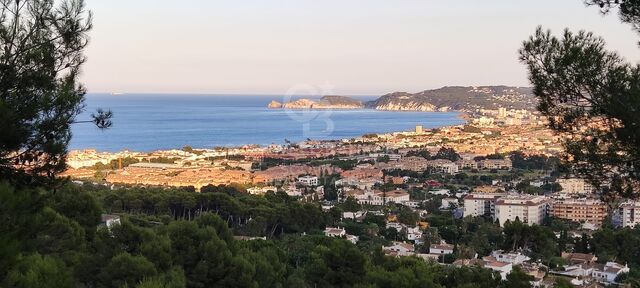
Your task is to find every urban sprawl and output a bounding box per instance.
[65,108,636,287]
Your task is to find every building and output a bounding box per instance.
[498,107,507,118]
[324,227,358,244]
[441,198,459,210]
[463,193,506,217]
[298,175,319,186]
[247,186,277,195]
[429,243,454,255]
[557,178,594,194]
[385,189,411,204]
[489,250,530,265]
[415,125,424,134]
[383,241,415,256]
[455,159,478,170]
[426,159,459,174]
[494,195,550,226]
[554,261,629,285]
[479,159,512,170]
[550,199,608,226]
[561,252,597,265]
[617,200,640,228]
[324,227,346,237]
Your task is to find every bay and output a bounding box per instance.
[70,94,465,152]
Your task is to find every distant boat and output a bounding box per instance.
[110,92,125,96]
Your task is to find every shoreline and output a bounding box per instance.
[69,111,468,154]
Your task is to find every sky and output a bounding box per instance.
[82,0,640,95]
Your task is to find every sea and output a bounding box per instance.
[69,94,465,152]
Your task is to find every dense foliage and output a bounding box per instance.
[0,0,111,187]
[0,181,553,288]
[520,1,640,199]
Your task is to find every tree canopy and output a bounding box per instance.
[520,1,640,199]
[0,0,111,187]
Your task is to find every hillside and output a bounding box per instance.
[367,86,536,111]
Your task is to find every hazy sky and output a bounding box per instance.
[82,0,640,95]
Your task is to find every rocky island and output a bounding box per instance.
[268,86,536,112]
[269,95,364,109]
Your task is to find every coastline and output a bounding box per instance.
[70,111,468,154]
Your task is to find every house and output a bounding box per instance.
[561,252,597,265]
[489,250,530,265]
[324,227,346,238]
[591,262,629,284]
[429,189,450,196]
[429,243,454,255]
[483,260,513,280]
[342,210,367,220]
[383,241,415,256]
[298,175,319,186]
[405,226,424,244]
[453,257,513,280]
[553,261,629,285]
[247,186,277,195]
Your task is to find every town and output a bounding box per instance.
[63,108,637,287]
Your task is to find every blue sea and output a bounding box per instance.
[70,94,465,152]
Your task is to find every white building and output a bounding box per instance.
[490,250,530,265]
[494,195,550,226]
[406,226,424,243]
[484,261,513,280]
[557,178,594,194]
[324,227,346,237]
[385,189,411,204]
[247,186,277,195]
[441,197,459,210]
[618,200,640,228]
[556,262,629,285]
[429,243,454,255]
[463,193,506,217]
[298,175,319,186]
[426,159,459,174]
[323,227,358,244]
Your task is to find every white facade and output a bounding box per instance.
[429,243,454,255]
[441,198,459,210]
[494,195,549,226]
[618,201,640,228]
[298,175,319,186]
[490,250,530,265]
[463,193,505,217]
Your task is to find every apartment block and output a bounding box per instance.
[494,195,550,226]
[463,193,506,217]
[556,178,594,194]
[550,199,608,226]
[618,201,640,228]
